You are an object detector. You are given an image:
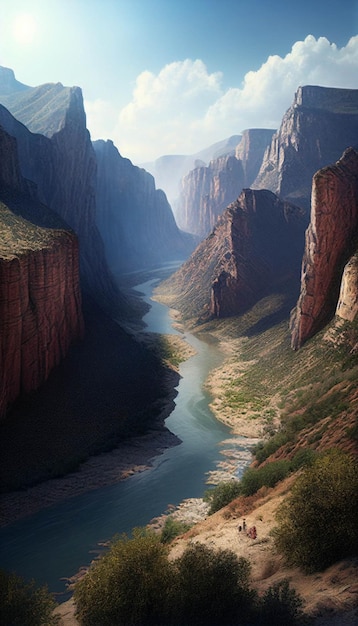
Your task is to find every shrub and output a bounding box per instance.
[172,543,255,625]
[240,460,292,496]
[204,480,242,514]
[160,516,191,543]
[74,529,173,626]
[0,569,59,626]
[273,449,358,572]
[257,579,307,625]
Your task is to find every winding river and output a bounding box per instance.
[0,267,251,597]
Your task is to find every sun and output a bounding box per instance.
[12,13,38,45]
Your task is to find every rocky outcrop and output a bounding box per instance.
[290,148,358,350]
[0,123,84,417]
[253,86,358,209]
[336,253,358,322]
[157,189,306,320]
[0,71,120,312]
[176,130,274,238]
[93,139,195,272]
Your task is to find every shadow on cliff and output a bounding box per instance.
[0,297,179,492]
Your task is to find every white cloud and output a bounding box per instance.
[85,35,358,164]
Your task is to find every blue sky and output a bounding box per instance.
[1,0,358,162]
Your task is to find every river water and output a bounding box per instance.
[0,268,251,597]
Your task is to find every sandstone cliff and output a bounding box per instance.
[0,72,120,312]
[290,148,358,350]
[0,122,84,417]
[93,139,195,272]
[157,189,306,320]
[176,130,274,238]
[253,85,358,209]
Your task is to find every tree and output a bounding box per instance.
[204,480,242,514]
[273,449,358,572]
[74,529,173,626]
[172,543,255,625]
[0,569,59,626]
[258,579,307,625]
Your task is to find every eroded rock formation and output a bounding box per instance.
[253,86,358,209]
[290,148,358,349]
[158,189,306,320]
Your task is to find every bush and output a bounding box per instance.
[172,543,255,625]
[0,569,59,626]
[160,516,191,543]
[273,449,358,572]
[240,460,292,496]
[257,579,307,625]
[204,480,242,514]
[74,529,173,626]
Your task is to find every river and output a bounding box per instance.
[0,267,252,597]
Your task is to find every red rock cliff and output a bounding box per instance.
[290,148,358,349]
[0,124,84,418]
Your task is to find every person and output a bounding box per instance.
[243,518,246,532]
[238,524,242,532]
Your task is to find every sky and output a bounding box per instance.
[1,0,358,164]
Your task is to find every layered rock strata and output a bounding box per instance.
[0,203,84,418]
[158,189,306,320]
[290,148,358,349]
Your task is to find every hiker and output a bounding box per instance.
[238,524,242,532]
[243,518,246,531]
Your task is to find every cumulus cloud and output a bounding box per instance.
[85,35,358,163]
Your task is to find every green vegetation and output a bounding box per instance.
[159,516,191,543]
[204,480,242,514]
[74,530,308,625]
[240,460,292,496]
[0,569,59,626]
[273,449,358,573]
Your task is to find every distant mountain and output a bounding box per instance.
[157,188,306,321]
[253,85,358,208]
[141,135,242,210]
[176,129,274,237]
[93,139,195,272]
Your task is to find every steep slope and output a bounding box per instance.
[176,129,274,238]
[93,139,195,272]
[0,70,121,312]
[0,125,84,418]
[291,147,358,349]
[253,85,358,208]
[157,189,306,320]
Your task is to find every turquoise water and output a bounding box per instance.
[0,270,249,597]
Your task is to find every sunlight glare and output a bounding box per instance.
[13,13,38,44]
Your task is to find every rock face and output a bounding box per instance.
[0,73,120,311]
[336,253,358,322]
[158,189,306,320]
[290,148,358,350]
[253,86,358,209]
[0,126,84,418]
[93,140,195,272]
[176,129,274,238]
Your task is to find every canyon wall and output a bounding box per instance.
[0,126,84,418]
[253,85,358,209]
[290,148,358,349]
[0,75,121,312]
[176,129,274,238]
[158,189,306,320]
[93,139,195,272]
